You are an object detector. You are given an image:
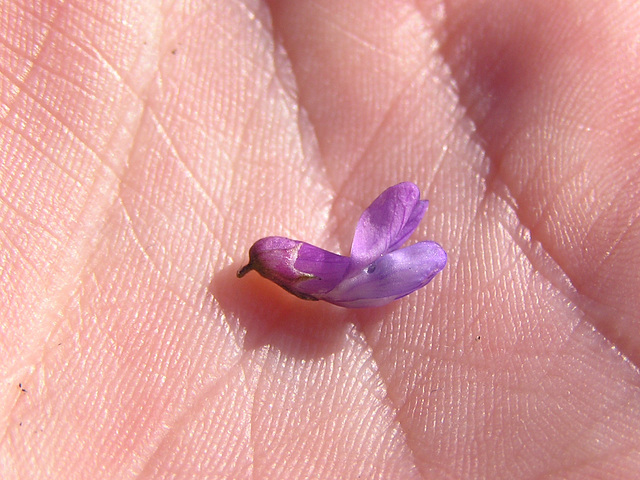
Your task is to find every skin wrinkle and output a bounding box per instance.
[2,164,117,387]
[3,3,173,478]
[31,52,139,161]
[119,107,230,290]
[438,0,637,363]
[364,348,421,472]
[434,7,640,364]
[306,0,405,62]
[0,4,58,124]
[222,20,332,244]
[206,20,270,74]
[232,73,275,167]
[5,82,108,178]
[483,191,582,310]
[64,29,133,97]
[5,41,133,189]
[332,64,433,200]
[137,356,255,477]
[487,185,583,304]
[349,315,424,475]
[0,188,61,244]
[116,193,189,308]
[249,346,272,479]
[70,1,131,34]
[582,175,640,277]
[338,340,415,478]
[147,110,225,220]
[268,2,429,193]
[275,81,324,187]
[526,153,593,240]
[430,107,475,177]
[231,0,273,36]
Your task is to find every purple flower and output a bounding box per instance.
[237,182,447,308]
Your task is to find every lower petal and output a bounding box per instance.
[323,241,447,308]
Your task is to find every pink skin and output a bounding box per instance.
[2,0,640,478]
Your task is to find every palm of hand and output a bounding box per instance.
[2,1,640,478]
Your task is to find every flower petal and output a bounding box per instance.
[237,236,350,300]
[294,242,351,295]
[350,182,427,267]
[388,199,428,252]
[323,241,447,308]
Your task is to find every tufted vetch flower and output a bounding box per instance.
[237,182,447,308]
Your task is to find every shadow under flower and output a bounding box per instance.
[211,264,360,359]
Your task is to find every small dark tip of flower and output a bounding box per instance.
[237,263,253,278]
[366,264,376,274]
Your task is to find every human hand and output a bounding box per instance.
[2,1,639,478]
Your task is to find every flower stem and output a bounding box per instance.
[237,262,253,278]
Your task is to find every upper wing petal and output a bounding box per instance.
[350,182,427,266]
[387,199,428,252]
